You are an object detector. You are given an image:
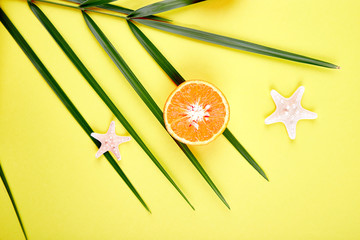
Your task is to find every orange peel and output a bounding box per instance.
[164,80,230,145]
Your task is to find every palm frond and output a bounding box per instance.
[127,20,268,180]
[64,0,171,21]
[0,7,150,212]
[131,18,339,69]
[128,0,205,19]
[82,11,230,209]
[80,0,117,8]
[28,1,194,210]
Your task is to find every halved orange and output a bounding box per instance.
[164,80,230,145]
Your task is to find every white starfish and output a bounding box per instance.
[265,86,317,140]
[91,121,131,160]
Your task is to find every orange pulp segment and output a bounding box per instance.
[164,80,230,145]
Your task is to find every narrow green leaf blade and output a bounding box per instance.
[80,0,116,8]
[29,1,194,210]
[127,20,185,85]
[82,11,230,209]
[65,0,171,21]
[128,0,205,19]
[0,163,28,240]
[103,153,151,213]
[67,0,129,13]
[175,142,230,209]
[82,11,164,123]
[0,8,150,212]
[133,18,339,69]
[100,4,171,21]
[222,129,268,180]
[128,20,268,180]
[94,3,133,15]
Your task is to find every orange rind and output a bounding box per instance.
[164,80,230,145]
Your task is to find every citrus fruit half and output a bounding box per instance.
[164,80,230,145]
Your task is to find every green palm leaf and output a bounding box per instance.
[82,11,230,209]
[0,162,28,240]
[131,18,338,69]
[28,1,194,210]
[127,20,268,180]
[0,8,150,212]
[64,0,337,68]
[128,0,205,19]
[65,0,171,22]
[66,0,131,14]
[222,129,267,180]
[80,0,117,8]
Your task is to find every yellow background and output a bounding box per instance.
[1,0,360,239]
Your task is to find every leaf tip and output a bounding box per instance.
[221,198,231,210]
[263,173,269,182]
[225,203,231,210]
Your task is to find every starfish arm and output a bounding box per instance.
[291,86,305,102]
[95,145,109,158]
[110,147,121,160]
[284,121,298,140]
[115,136,131,144]
[270,90,287,107]
[299,108,318,119]
[265,111,281,124]
[91,133,105,142]
[107,121,116,134]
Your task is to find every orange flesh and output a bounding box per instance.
[164,81,229,144]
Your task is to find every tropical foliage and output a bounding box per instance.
[0,0,337,238]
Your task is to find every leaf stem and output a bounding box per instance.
[85,9,126,19]
[36,0,80,9]
[35,0,126,19]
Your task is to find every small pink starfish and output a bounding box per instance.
[265,86,317,140]
[91,121,131,160]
